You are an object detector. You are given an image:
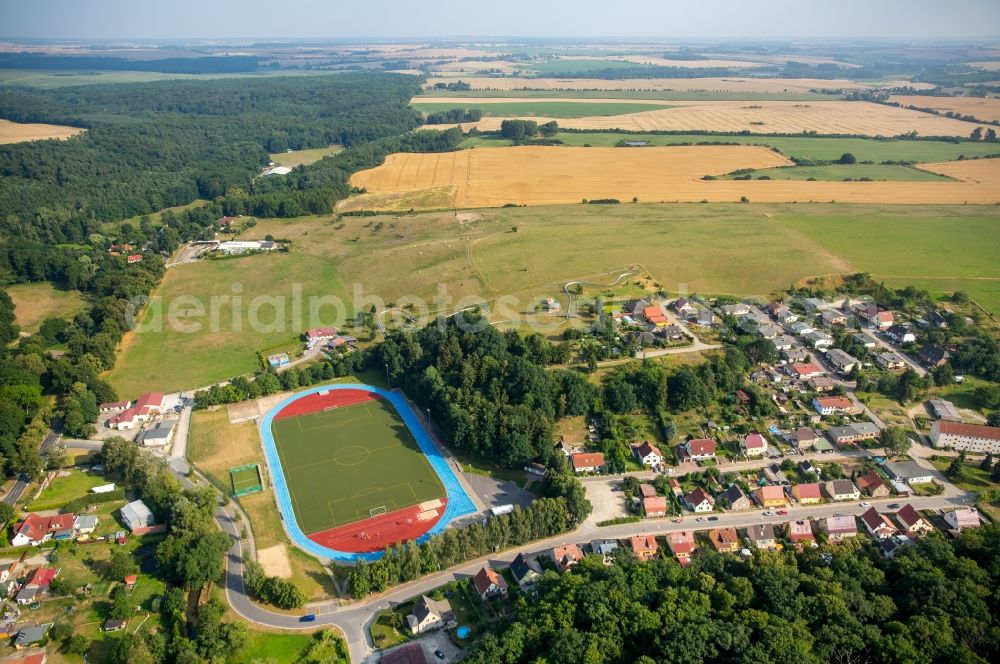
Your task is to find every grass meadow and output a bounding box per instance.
[722,164,951,182]
[412,100,670,118]
[7,281,87,335]
[417,89,832,101]
[269,146,343,168]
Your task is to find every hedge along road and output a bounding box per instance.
[257,383,478,562]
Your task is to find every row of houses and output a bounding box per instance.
[12,499,162,549]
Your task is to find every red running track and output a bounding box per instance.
[273,388,380,422]
[306,499,447,553]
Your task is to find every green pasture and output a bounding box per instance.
[413,100,668,118]
[722,163,951,181]
[270,397,444,534]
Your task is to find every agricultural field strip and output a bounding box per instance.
[0,118,84,143]
[422,76,935,92]
[888,95,1000,123]
[348,146,1000,207]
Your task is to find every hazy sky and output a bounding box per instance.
[3,0,1000,41]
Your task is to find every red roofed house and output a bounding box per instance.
[98,400,131,413]
[629,534,659,561]
[643,305,667,327]
[791,482,823,505]
[742,432,768,457]
[708,527,740,553]
[856,470,891,498]
[11,513,77,547]
[632,441,663,467]
[685,487,715,513]
[755,485,787,508]
[571,452,605,474]
[123,574,138,591]
[27,567,58,589]
[667,531,697,565]
[893,504,934,538]
[790,363,824,380]
[126,254,143,264]
[668,478,684,498]
[822,515,858,541]
[813,396,859,416]
[108,392,165,430]
[550,544,585,572]
[472,565,508,601]
[644,495,667,518]
[682,438,717,462]
[216,215,236,227]
[860,507,897,539]
[305,326,337,342]
[788,519,815,545]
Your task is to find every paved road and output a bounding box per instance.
[39,422,62,455]
[2,474,30,507]
[863,330,927,377]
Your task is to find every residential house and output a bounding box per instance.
[808,376,837,392]
[886,324,916,344]
[123,574,138,591]
[590,539,620,559]
[13,625,51,650]
[719,303,750,317]
[927,309,949,328]
[103,619,127,632]
[821,310,847,327]
[681,438,717,462]
[73,515,98,536]
[305,326,337,343]
[943,508,982,532]
[884,460,934,485]
[930,421,1000,454]
[667,531,697,565]
[813,396,859,416]
[853,332,878,349]
[108,392,165,430]
[919,344,950,368]
[822,515,859,541]
[509,553,542,589]
[880,534,916,559]
[673,298,696,316]
[381,644,428,664]
[661,325,686,341]
[633,330,657,347]
[571,452,606,474]
[629,534,659,561]
[693,309,715,327]
[3,651,46,664]
[720,484,753,511]
[893,504,934,538]
[776,307,799,325]
[407,595,455,634]
[755,485,787,508]
[788,321,815,335]
[742,432,768,457]
[854,304,894,330]
[826,349,860,375]
[928,397,963,423]
[875,351,907,370]
[644,496,668,518]
[823,480,861,502]
[216,215,236,227]
[472,566,508,601]
[708,527,740,553]
[643,305,667,327]
[11,514,76,547]
[771,335,796,352]
[668,478,684,498]
[137,419,176,447]
[550,544,585,572]
[623,298,651,317]
[765,301,783,317]
[856,470,891,498]
[98,400,131,413]
[0,562,15,584]
[794,427,822,450]
[792,482,823,505]
[803,330,834,349]
[860,507,897,539]
[827,422,880,446]
[126,254,143,265]
[746,523,778,550]
[119,499,163,535]
[761,464,790,486]
[632,441,663,467]
[802,297,830,313]
[788,520,815,545]
[789,363,824,380]
[685,488,715,513]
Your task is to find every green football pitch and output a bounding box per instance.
[270,399,445,534]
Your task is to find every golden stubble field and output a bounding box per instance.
[0,118,83,144]
[347,145,1000,209]
[423,76,933,93]
[426,100,985,137]
[889,94,1000,124]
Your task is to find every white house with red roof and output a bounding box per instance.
[472,565,508,601]
[893,504,934,538]
[788,363,824,380]
[632,441,663,467]
[681,438,717,462]
[742,432,768,457]
[11,513,77,547]
[304,326,338,343]
[684,487,715,513]
[108,392,165,430]
[667,531,697,565]
[860,507,898,539]
[571,452,605,474]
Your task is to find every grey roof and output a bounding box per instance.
[748,523,775,541]
[412,595,453,623]
[929,398,962,422]
[15,623,51,646]
[74,514,99,529]
[120,499,156,531]
[591,539,620,556]
[884,460,933,481]
[720,484,747,505]
[509,552,542,583]
[16,586,36,602]
[829,480,858,495]
[139,419,176,444]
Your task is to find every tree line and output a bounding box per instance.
[424,107,483,124]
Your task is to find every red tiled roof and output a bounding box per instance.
[687,438,716,456]
[643,496,667,513]
[792,482,822,500]
[895,504,923,528]
[306,326,337,339]
[629,534,658,553]
[685,487,714,507]
[472,566,506,596]
[28,566,58,587]
[635,441,662,459]
[815,396,853,410]
[744,432,766,449]
[935,421,1000,441]
[571,452,605,470]
[856,470,886,492]
[124,574,138,585]
[791,363,823,376]
[756,485,786,502]
[788,519,814,539]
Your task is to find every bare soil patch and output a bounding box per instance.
[257,544,293,579]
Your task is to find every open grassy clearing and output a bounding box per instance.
[722,163,952,182]
[771,206,1000,314]
[0,118,84,143]
[431,100,986,138]
[269,146,343,168]
[6,281,87,335]
[526,58,655,74]
[348,146,1000,208]
[889,95,1000,123]
[26,470,106,511]
[522,132,1000,162]
[108,249,345,395]
[0,68,343,88]
[413,100,671,118]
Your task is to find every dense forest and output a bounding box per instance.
[0,53,260,74]
[467,525,1000,664]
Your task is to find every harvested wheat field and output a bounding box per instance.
[347,146,1000,209]
[428,100,985,137]
[0,118,83,144]
[557,54,767,68]
[423,77,932,93]
[889,95,1000,123]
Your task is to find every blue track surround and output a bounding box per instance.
[258,383,478,562]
